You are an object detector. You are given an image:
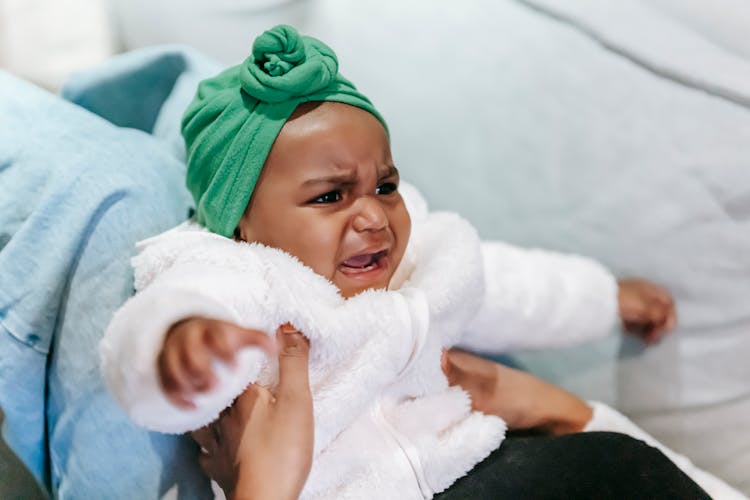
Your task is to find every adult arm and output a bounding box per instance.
[442,349,592,434]
[443,349,746,499]
[192,328,314,500]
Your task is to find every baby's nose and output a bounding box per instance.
[352,195,388,232]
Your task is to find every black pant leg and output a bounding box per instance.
[435,431,710,499]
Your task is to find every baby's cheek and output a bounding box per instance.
[293,230,340,279]
[391,211,411,267]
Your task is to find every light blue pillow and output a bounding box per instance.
[0,65,210,498]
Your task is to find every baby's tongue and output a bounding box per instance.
[342,254,373,268]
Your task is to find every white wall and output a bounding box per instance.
[0,0,113,90]
[108,0,310,65]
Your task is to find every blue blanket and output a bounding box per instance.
[0,47,219,498]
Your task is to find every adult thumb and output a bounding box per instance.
[275,323,311,401]
[441,349,469,388]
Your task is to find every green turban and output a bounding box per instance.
[182,24,388,237]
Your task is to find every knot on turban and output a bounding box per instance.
[182,25,387,238]
[241,25,338,102]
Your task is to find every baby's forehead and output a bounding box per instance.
[283,100,380,132]
[288,100,325,120]
[267,103,391,172]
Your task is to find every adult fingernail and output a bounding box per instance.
[279,322,300,335]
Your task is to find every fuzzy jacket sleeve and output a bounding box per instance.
[99,259,275,433]
[458,242,619,353]
[99,222,438,438]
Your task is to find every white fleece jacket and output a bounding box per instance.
[101,184,744,499]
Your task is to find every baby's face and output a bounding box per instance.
[237,102,411,298]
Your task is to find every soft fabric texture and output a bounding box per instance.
[103,205,507,498]
[0,66,212,498]
[182,24,387,238]
[100,183,616,497]
[101,183,619,436]
[101,184,743,499]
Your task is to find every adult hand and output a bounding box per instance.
[442,349,592,435]
[192,323,313,500]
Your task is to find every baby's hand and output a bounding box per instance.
[158,317,278,409]
[618,278,676,344]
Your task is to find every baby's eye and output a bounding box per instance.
[375,182,398,196]
[309,190,342,204]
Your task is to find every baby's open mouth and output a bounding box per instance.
[339,250,388,274]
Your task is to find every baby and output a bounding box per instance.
[101,25,741,499]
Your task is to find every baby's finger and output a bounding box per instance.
[624,301,652,324]
[665,307,677,331]
[165,386,196,410]
[205,326,237,365]
[645,306,672,343]
[159,345,196,408]
[652,286,674,306]
[180,331,216,392]
[646,302,666,328]
[657,301,677,333]
[642,325,663,345]
[228,324,277,354]
[660,300,677,332]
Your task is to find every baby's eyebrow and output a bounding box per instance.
[379,165,399,179]
[303,166,398,186]
[303,172,357,186]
